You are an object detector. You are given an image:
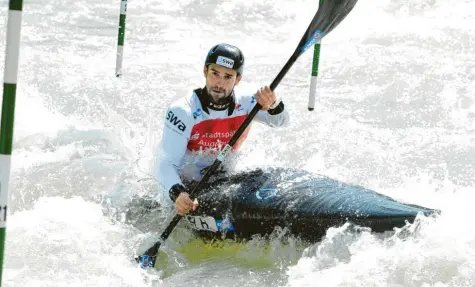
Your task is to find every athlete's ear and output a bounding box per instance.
[203,66,208,78]
[235,75,242,85]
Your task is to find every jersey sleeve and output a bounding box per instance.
[154,103,193,202]
[244,95,290,127]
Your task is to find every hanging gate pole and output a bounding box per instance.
[0,0,24,283]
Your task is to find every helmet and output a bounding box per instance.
[204,43,245,76]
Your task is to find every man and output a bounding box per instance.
[155,43,289,216]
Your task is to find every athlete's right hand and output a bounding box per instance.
[175,192,199,216]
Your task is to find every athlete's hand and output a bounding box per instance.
[255,86,277,111]
[175,192,199,216]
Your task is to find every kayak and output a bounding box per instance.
[183,167,438,243]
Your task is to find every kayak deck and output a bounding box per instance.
[185,168,438,242]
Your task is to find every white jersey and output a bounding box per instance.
[154,88,289,203]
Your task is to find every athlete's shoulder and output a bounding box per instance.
[164,90,199,135]
[169,89,200,111]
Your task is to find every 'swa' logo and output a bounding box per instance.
[216,56,234,68]
[166,111,186,132]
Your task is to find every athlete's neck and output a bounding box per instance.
[200,88,234,111]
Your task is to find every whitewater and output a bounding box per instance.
[0,0,474,286]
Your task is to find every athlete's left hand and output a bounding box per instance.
[255,86,277,111]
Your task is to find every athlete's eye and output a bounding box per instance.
[225,75,233,80]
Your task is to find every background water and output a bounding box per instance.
[0,0,474,286]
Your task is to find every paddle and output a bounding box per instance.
[135,0,359,269]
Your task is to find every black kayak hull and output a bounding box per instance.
[184,168,438,243]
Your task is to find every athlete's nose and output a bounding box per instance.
[214,81,225,91]
[215,76,224,87]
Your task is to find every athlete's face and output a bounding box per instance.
[204,64,241,104]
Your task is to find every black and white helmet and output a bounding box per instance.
[204,43,245,76]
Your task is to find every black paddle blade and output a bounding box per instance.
[135,254,156,269]
[298,0,358,55]
[136,213,182,268]
[135,247,170,269]
[135,240,161,268]
[270,0,358,91]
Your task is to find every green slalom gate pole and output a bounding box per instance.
[308,0,324,111]
[116,0,127,77]
[0,0,24,283]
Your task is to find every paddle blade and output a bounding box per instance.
[136,254,156,269]
[298,0,358,54]
[269,0,358,91]
[135,239,162,268]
